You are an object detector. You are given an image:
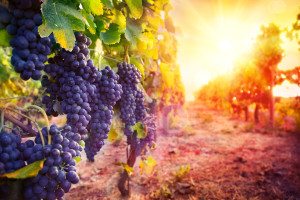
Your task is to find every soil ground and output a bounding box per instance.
[65,103,300,200]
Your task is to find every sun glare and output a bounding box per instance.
[274,81,300,98]
[218,40,232,51]
[171,0,300,101]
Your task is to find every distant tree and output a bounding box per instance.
[253,23,283,128]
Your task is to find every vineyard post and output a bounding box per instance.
[269,69,275,128]
[254,104,260,123]
[244,106,249,122]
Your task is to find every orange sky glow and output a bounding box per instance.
[170,0,300,101]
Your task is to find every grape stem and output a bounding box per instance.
[1,111,37,136]
[0,96,29,101]
[0,102,15,132]
[5,107,45,146]
[25,105,50,145]
[124,45,130,64]
[101,54,122,63]
[0,110,4,132]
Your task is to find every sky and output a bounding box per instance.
[170,0,300,101]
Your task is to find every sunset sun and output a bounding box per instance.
[171,0,299,101]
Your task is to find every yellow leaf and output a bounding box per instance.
[174,165,190,180]
[108,126,119,142]
[139,156,157,175]
[0,160,45,179]
[53,29,75,50]
[117,162,134,175]
[90,0,103,15]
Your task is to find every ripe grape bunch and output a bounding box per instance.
[0,125,82,199]
[41,32,122,160]
[117,62,156,156]
[0,130,25,174]
[0,130,26,196]
[41,32,100,139]
[22,125,82,200]
[84,66,122,161]
[6,0,52,80]
[117,62,147,140]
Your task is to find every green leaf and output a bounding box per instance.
[101,0,114,8]
[0,160,44,179]
[74,156,81,163]
[0,30,12,47]
[100,23,121,44]
[81,0,103,16]
[125,20,142,45]
[95,18,107,33]
[112,10,126,33]
[82,11,96,34]
[125,0,143,19]
[132,122,147,139]
[39,0,88,50]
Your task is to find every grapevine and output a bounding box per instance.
[0,0,184,199]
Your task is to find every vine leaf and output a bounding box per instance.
[100,23,121,44]
[125,0,143,19]
[95,19,107,33]
[112,10,126,33]
[39,0,88,50]
[125,20,142,46]
[108,126,120,142]
[101,0,114,8]
[145,0,155,5]
[0,160,45,179]
[132,122,147,139]
[139,156,157,175]
[0,30,12,47]
[81,0,103,16]
[82,11,96,34]
[117,162,134,176]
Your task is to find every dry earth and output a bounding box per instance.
[65,103,300,200]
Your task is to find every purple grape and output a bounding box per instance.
[23,125,82,200]
[6,0,52,81]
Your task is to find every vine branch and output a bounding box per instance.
[2,112,37,137]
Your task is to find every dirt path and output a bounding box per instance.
[66,103,300,200]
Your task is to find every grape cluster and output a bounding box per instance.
[42,33,100,140]
[41,33,122,160]
[7,0,51,80]
[84,66,122,161]
[117,62,157,157]
[117,62,147,139]
[23,125,81,200]
[0,130,25,174]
